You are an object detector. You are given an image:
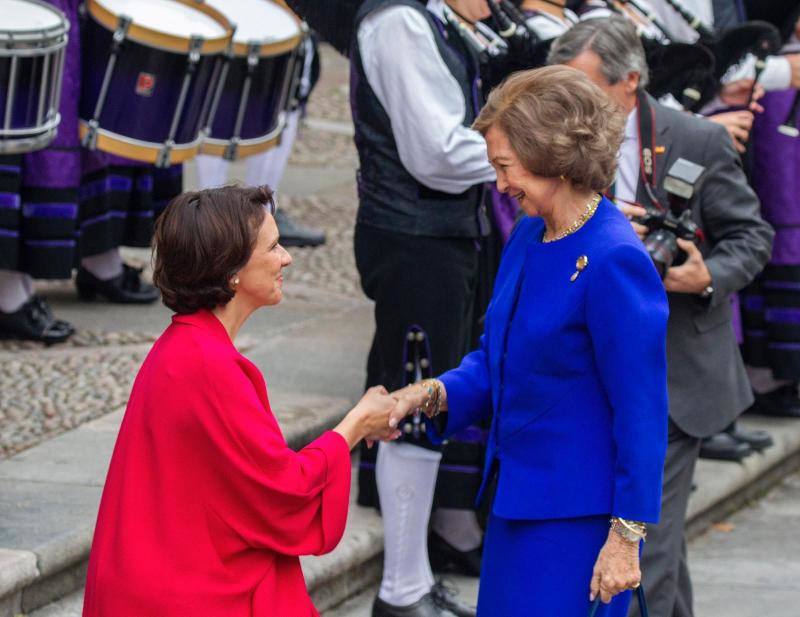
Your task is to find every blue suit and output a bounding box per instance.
[432,198,669,615]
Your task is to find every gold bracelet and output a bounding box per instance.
[610,517,647,543]
[418,378,443,418]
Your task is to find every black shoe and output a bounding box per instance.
[274,209,326,247]
[431,581,476,617]
[372,593,458,617]
[699,431,753,461]
[428,531,482,577]
[725,421,774,452]
[0,295,74,344]
[76,264,159,304]
[745,385,800,418]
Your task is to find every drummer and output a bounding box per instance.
[0,0,179,344]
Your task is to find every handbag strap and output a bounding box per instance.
[588,585,648,617]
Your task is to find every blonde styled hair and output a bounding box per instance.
[473,66,626,191]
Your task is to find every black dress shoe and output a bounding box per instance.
[0,295,74,344]
[431,581,476,617]
[725,421,774,452]
[745,385,800,418]
[274,209,326,247]
[76,264,159,304]
[428,531,482,577]
[699,431,753,461]
[372,593,458,617]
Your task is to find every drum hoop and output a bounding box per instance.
[79,121,201,164]
[231,33,301,58]
[202,114,286,150]
[0,114,60,136]
[0,0,69,42]
[87,0,233,55]
[0,37,68,56]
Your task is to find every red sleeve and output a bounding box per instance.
[190,355,351,558]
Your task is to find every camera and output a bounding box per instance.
[637,158,705,278]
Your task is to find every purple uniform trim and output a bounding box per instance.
[766,308,800,325]
[764,280,800,292]
[79,175,133,201]
[438,464,481,474]
[0,193,21,209]
[0,164,21,174]
[0,229,20,238]
[770,342,800,351]
[25,239,75,248]
[22,203,78,219]
[744,295,764,311]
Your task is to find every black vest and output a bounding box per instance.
[350,0,488,238]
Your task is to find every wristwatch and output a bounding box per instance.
[700,284,714,299]
[610,517,647,543]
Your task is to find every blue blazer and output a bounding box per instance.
[434,197,669,523]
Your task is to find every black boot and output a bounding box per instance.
[0,295,74,344]
[372,592,459,617]
[274,209,326,248]
[430,581,476,617]
[725,421,774,452]
[76,264,159,304]
[428,531,482,577]
[699,431,753,461]
[745,385,800,418]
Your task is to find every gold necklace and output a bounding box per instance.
[542,193,601,243]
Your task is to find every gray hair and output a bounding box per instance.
[547,16,649,90]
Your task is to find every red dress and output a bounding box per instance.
[83,310,351,616]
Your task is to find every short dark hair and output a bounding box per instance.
[152,185,273,314]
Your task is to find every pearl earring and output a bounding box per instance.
[232,277,240,286]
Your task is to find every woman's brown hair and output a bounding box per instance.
[473,65,626,191]
[152,185,273,314]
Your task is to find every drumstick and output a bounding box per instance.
[778,91,800,137]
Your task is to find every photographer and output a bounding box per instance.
[549,17,774,617]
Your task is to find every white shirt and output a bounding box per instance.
[615,109,641,207]
[356,0,496,194]
[524,8,579,41]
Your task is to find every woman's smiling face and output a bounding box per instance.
[485,124,561,219]
[235,212,292,308]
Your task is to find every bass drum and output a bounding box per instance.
[200,0,302,160]
[0,0,68,154]
[79,0,233,166]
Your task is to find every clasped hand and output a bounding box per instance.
[337,384,434,449]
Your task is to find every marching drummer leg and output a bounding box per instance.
[0,270,33,313]
[376,441,441,607]
[244,109,301,190]
[194,154,231,190]
[80,248,123,281]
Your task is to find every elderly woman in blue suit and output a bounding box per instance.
[389,65,669,616]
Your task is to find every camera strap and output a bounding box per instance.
[636,92,666,212]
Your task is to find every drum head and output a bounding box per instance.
[1,0,63,32]
[95,0,228,39]
[204,0,300,45]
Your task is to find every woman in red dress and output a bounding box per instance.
[83,186,400,616]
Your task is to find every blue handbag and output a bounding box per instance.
[588,585,648,617]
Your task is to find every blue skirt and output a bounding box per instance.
[477,514,633,616]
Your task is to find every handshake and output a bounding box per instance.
[333,383,446,450]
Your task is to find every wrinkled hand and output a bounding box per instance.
[719,79,764,113]
[387,383,430,430]
[618,203,648,241]
[590,532,641,604]
[708,110,754,153]
[664,239,712,294]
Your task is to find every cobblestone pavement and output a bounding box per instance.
[0,44,361,460]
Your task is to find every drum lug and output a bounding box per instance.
[113,16,132,48]
[83,119,100,150]
[189,35,203,65]
[156,140,174,168]
[223,138,239,161]
[246,42,261,69]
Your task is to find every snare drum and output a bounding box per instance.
[0,0,68,154]
[79,0,233,167]
[200,0,302,160]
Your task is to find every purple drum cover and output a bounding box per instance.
[80,15,217,147]
[207,52,292,142]
[752,88,800,266]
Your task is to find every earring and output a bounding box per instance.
[232,277,240,287]
[560,175,566,181]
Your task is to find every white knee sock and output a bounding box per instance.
[377,441,441,607]
[0,270,34,313]
[431,508,483,552]
[195,154,231,190]
[81,248,123,281]
[245,110,301,190]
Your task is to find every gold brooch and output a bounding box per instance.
[570,255,589,282]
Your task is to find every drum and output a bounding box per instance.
[200,0,302,160]
[0,0,68,154]
[79,0,233,167]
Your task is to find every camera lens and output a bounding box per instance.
[644,230,679,279]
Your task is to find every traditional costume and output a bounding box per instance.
[350,0,496,613]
